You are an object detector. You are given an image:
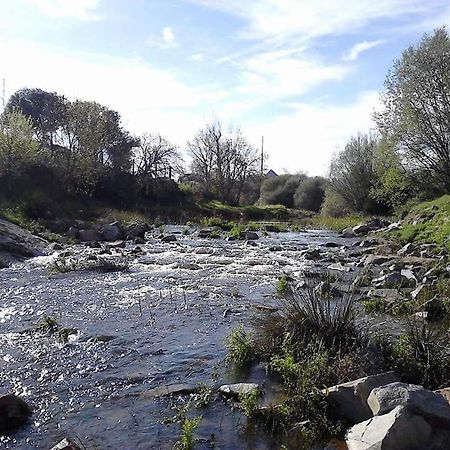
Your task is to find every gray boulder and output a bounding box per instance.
[0,394,32,432]
[219,383,259,398]
[79,229,99,242]
[125,222,147,240]
[324,372,399,423]
[245,231,259,240]
[99,222,123,241]
[368,382,450,427]
[346,405,431,450]
[373,272,413,289]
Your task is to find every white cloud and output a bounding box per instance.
[237,50,349,99]
[29,0,101,20]
[146,26,178,49]
[190,53,205,62]
[245,91,381,175]
[343,40,386,61]
[187,0,437,41]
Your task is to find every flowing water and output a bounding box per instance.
[0,228,357,449]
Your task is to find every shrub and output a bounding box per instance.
[320,189,351,218]
[225,326,256,369]
[174,416,202,450]
[259,174,307,208]
[293,177,326,212]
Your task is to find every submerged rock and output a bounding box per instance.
[138,384,197,399]
[161,234,177,243]
[324,372,399,423]
[346,405,431,450]
[0,394,32,433]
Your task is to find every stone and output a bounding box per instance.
[49,242,63,251]
[436,387,450,404]
[302,248,321,260]
[125,223,147,240]
[410,284,433,302]
[50,438,82,450]
[315,281,341,297]
[78,229,98,242]
[346,405,431,450]
[218,383,259,398]
[364,255,392,266]
[424,296,445,321]
[324,372,399,423]
[107,240,126,249]
[328,262,352,272]
[0,394,32,432]
[138,384,197,399]
[324,242,340,248]
[245,231,259,240]
[99,222,123,242]
[368,382,450,427]
[198,228,214,238]
[373,272,412,289]
[161,234,177,243]
[397,243,413,256]
[341,227,356,238]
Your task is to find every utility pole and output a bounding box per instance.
[260,135,264,177]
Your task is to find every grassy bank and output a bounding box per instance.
[388,195,450,251]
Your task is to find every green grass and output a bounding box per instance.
[225,326,256,369]
[311,214,365,232]
[388,195,450,251]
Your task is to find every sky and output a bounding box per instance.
[1,0,450,175]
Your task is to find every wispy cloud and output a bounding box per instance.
[343,39,386,61]
[146,26,178,49]
[30,0,101,20]
[190,53,205,62]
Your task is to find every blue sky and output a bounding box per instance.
[1,0,450,175]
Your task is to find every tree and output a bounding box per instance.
[293,176,326,212]
[375,27,450,192]
[329,133,378,213]
[259,174,307,207]
[0,110,39,193]
[133,133,183,179]
[187,121,259,204]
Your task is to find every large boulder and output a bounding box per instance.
[346,405,431,450]
[244,231,259,240]
[368,382,450,427]
[0,218,47,266]
[161,234,177,243]
[99,222,123,242]
[125,223,147,240]
[78,229,99,242]
[324,372,399,423]
[0,394,32,433]
[352,219,388,237]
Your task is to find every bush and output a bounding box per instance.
[225,326,256,369]
[259,174,306,207]
[320,189,351,218]
[293,177,326,212]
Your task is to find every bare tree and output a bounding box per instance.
[187,121,259,204]
[133,133,183,179]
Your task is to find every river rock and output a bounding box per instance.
[125,222,147,240]
[0,394,32,432]
[161,234,177,243]
[50,438,82,450]
[324,372,399,423]
[245,231,259,240]
[341,227,356,238]
[363,254,392,266]
[368,382,450,427]
[397,243,414,256]
[219,383,259,398]
[373,272,413,289]
[346,405,431,450]
[139,383,197,399]
[99,222,123,241]
[424,296,445,321]
[0,218,47,265]
[79,229,98,242]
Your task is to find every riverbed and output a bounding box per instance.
[0,228,357,449]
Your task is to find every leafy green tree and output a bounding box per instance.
[0,110,39,192]
[375,27,450,192]
[259,174,307,207]
[293,176,326,212]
